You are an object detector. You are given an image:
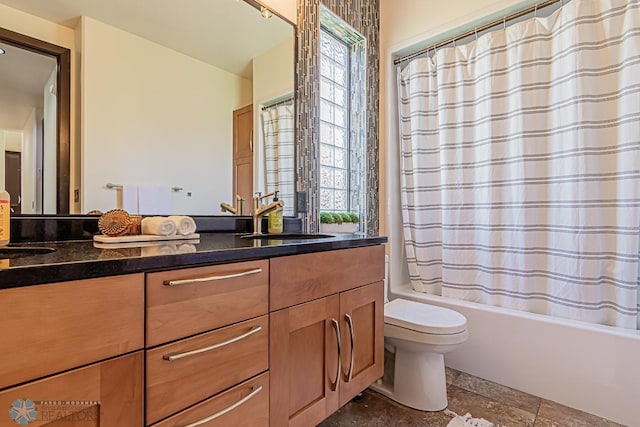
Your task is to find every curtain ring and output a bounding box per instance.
[475,28,478,40]
[534,3,538,17]
[503,17,507,29]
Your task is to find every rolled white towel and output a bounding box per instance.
[141,216,177,236]
[169,215,197,236]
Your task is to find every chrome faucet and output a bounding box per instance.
[252,191,284,235]
[220,194,246,215]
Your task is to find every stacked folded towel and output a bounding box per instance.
[169,215,197,236]
[141,217,177,236]
[140,215,198,236]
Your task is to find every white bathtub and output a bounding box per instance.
[389,283,640,426]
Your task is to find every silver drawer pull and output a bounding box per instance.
[164,268,263,286]
[163,326,262,361]
[181,385,263,427]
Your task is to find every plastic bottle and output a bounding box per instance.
[268,191,284,234]
[0,190,10,246]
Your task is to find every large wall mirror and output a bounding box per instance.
[0,0,296,216]
[0,27,70,214]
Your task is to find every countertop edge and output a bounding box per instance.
[0,236,387,289]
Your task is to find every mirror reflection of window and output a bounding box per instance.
[261,96,295,216]
[319,6,367,232]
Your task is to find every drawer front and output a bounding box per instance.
[146,259,269,347]
[270,245,385,311]
[150,372,269,427]
[0,351,144,427]
[0,274,144,389]
[146,315,269,425]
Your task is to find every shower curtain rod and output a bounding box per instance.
[394,0,564,65]
[261,95,294,110]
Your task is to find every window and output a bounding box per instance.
[318,7,366,230]
[320,29,350,212]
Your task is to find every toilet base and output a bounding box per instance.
[369,347,448,411]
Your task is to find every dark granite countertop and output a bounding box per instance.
[0,233,387,289]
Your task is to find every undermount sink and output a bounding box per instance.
[240,233,334,240]
[0,246,56,259]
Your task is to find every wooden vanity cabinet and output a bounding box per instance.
[0,274,145,426]
[269,245,385,427]
[3,243,384,426]
[144,259,270,426]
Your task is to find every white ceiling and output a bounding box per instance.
[0,0,293,130]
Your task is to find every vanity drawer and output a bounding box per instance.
[0,274,144,389]
[146,259,269,347]
[0,351,144,426]
[270,245,385,310]
[150,372,269,427]
[145,315,269,425]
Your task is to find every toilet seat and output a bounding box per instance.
[385,298,467,335]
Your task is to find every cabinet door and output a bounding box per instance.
[0,352,143,426]
[339,282,384,406]
[270,296,340,427]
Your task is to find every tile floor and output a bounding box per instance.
[319,368,624,427]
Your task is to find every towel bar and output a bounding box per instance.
[105,183,183,192]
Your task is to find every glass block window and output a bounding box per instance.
[319,28,351,212]
[318,6,366,233]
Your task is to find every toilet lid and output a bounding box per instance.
[384,298,467,335]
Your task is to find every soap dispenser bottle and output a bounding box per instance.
[268,191,284,234]
[0,189,10,246]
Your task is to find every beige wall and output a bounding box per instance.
[81,16,252,214]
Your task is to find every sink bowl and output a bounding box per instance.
[240,233,334,240]
[0,246,56,259]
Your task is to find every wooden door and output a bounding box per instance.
[0,351,144,426]
[233,105,253,204]
[339,282,384,406]
[270,296,340,427]
[5,151,21,213]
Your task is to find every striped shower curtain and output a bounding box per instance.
[397,0,640,329]
[261,102,295,215]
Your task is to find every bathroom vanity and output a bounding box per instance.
[0,234,385,426]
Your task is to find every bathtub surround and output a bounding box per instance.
[397,0,640,329]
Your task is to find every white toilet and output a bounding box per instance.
[369,298,468,411]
